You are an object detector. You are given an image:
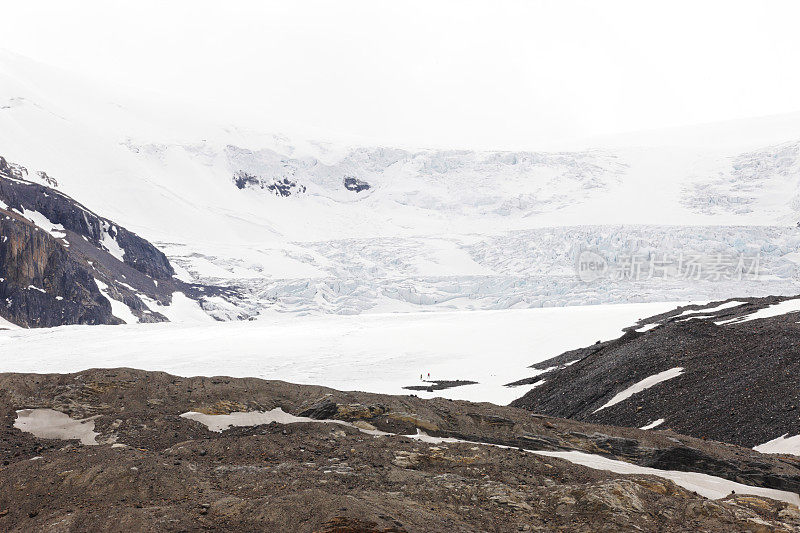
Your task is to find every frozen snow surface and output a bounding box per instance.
[640,419,665,430]
[181,408,391,437]
[534,450,800,506]
[99,222,126,262]
[94,278,137,324]
[754,433,800,456]
[19,208,66,240]
[674,300,747,318]
[0,302,677,405]
[181,409,320,432]
[716,297,800,325]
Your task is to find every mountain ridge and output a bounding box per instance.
[510,295,800,452]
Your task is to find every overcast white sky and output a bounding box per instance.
[3,0,800,149]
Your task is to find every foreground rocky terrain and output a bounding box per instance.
[511,296,800,451]
[1,368,799,531]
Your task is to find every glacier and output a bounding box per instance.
[3,49,800,320]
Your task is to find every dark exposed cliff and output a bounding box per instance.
[0,156,186,327]
[0,210,117,327]
[0,156,173,280]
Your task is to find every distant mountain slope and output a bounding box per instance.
[0,156,208,327]
[510,296,800,452]
[0,157,173,278]
[0,203,114,327]
[4,48,800,244]
[4,50,800,317]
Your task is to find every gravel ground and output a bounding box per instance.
[512,296,800,449]
[1,368,799,531]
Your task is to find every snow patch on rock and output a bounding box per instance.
[640,419,665,430]
[535,450,800,506]
[157,292,213,323]
[754,433,800,456]
[594,367,684,413]
[716,298,800,325]
[20,207,66,240]
[100,222,125,261]
[94,278,137,324]
[181,408,315,432]
[674,300,747,318]
[410,430,800,506]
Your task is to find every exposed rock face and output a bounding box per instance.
[0,156,185,327]
[0,156,173,280]
[233,170,306,196]
[343,176,370,192]
[1,369,799,532]
[511,296,800,449]
[0,156,27,181]
[403,380,478,392]
[0,211,116,327]
[35,171,58,187]
[233,169,260,190]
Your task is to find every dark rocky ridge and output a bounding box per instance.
[403,380,478,392]
[0,156,173,280]
[0,156,198,327]
[1,368,799,531]
[511,295,800,449]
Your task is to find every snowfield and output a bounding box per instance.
[4,51,800,321]
[0,302,676,405]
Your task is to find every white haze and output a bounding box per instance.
[2,1,800,150]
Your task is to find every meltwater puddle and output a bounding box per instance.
[14,409,99,445]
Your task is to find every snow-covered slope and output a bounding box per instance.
[3,49,800,318]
